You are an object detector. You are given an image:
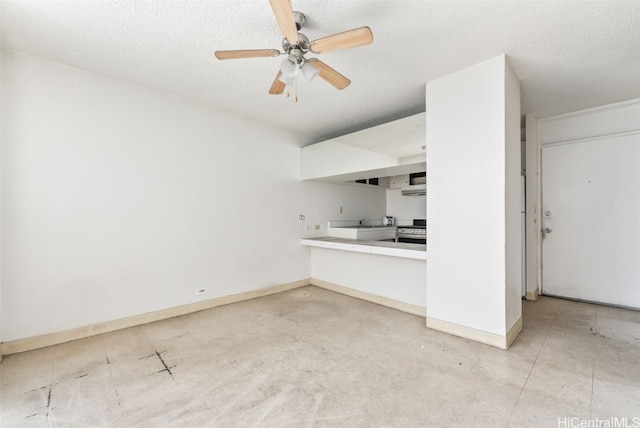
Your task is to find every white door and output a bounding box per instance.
[541,133,640,308]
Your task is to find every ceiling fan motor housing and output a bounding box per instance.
[292,11,306,30]
[289,48,304,61]
[280,11,309,58]
[282,32,310,55]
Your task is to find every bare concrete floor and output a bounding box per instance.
[1,285,639,427]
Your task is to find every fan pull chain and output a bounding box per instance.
[282,70,300,102]
[285,73,299,102]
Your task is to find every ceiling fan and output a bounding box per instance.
[214,0,373,101]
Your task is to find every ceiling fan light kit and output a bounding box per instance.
[280,57,299,78]
[214,0,373,102]
[301,61,319,82]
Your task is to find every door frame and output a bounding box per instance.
[526,99,640,302]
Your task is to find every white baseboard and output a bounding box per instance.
[506,317,523,347]
[426,316,523,349]
[310,278,426,317]
[0,279,310,357]
[0,279,527,357]
[526,288,540,301]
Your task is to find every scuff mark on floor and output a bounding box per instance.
[75,373,89,379]
[25,385,47,394]
[25,413,38,419]
[104,349,122,410]
[114,386,122,409]
[154,351,176,379]
[141,350,176,379]
[589,326,608,339]
[45,383,53,418]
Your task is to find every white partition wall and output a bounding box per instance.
[425,55,522,349]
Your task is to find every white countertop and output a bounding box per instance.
[301,237,426,260]
[327,224,397,240]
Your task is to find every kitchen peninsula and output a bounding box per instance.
[301,235,426,316]
[299,112,427,317]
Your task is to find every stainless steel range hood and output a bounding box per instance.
[401,184,426,196]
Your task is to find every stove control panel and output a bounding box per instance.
[397,227,426,236]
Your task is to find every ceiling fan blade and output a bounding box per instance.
[269,0,299,44]
[308,59,351,90]
[214,49,280,60]
[309,26,373,54]
[269,71,286,94]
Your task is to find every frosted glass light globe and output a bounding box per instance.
[280,58,299,77]
[301,62,319,82]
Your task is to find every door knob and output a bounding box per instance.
[544,228,552,234]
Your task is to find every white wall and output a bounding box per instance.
[0,47,3,353]
[426,55,521,345]
[539,101,640,144]
[299,183,386,236]
[0,52,385,342]
[386,189,426,223]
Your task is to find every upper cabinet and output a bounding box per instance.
[301,113,426,183]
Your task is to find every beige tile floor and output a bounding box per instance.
[1,285,639,427]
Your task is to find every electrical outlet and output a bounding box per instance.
[195,287,208,296]
[339,206,343,214]
[299,214,305,223]
[314,225,320,230]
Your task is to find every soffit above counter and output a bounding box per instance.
[301,113,426,183]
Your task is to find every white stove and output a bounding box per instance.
[397,219,426,244]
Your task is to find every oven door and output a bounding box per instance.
[397,236,426,244]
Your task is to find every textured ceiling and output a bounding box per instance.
[2,0,639,145]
